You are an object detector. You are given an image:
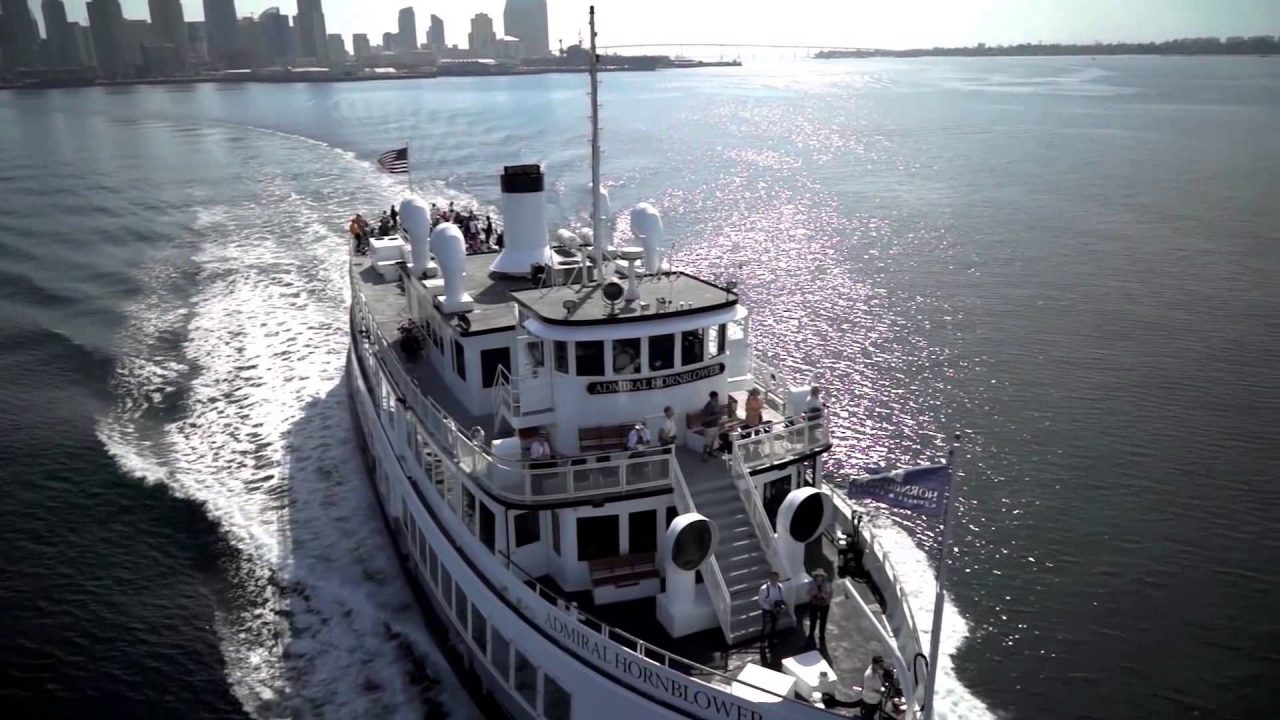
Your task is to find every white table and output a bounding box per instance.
[731,662,796,703]
[780,650,838,700]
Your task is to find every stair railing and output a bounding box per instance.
[672,461,735,644]
[728,449,788,596]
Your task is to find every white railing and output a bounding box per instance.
[672,461,735,644]
[733,414,830,471]
[727,449,786,580]
[351,280,673,505]
[491,364,516,417]
[749,352,795,416]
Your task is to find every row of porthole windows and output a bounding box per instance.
[540,320,744,378]
[403,507,572,720]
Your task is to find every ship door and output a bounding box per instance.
[515,335,552,413]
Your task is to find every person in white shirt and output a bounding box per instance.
[658,406,678,446]
[860,655,886,719]
[625,423,651,452]
[757,571,786,642]
[806,385,825,420]
[529,429,555,472]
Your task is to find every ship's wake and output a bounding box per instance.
[97,124,477,719]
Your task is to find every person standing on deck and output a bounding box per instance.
[484,215,495,246]
[807,567,832,645]
[757,571,786,643]
[699,391,722,461]
[389,204,399,227]
[658,406,678,446]
[860,655,886,719]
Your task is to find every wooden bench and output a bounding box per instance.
[588,553,659,588]
[578,423,636,455]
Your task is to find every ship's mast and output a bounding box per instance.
[588,6,603,271]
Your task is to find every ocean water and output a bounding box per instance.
[1,56,1277,719]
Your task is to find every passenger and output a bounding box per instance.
[389,204,399,227]
[349,214,367,253]
[757,571,786,644]
[744,387,765,429]
[860,655,887,720]
[429,202,439,225]
[807,567,832,645]
[658,406,678,446]
[698,391,723,461]
[377,216,392,237]
[495,230,505,249]
[806,385,825,421]
[716,395,740,455]
[529,429,555,473]
[484,215,495,245]
[625,422,651,452]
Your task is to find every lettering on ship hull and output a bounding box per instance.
[543,612,764,720]
[586,363,726,395]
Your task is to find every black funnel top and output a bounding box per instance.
[501,164,545,194]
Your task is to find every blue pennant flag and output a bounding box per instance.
[848,463,952,517]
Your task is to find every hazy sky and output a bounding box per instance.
[42,1,1280,50]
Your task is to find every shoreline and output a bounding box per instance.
[0,60,741,91]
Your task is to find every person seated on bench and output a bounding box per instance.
[658,406,678,446]
[529,428,556,472]
[715,395,740,456]
[699,391,723,461]
[625,422,652,454]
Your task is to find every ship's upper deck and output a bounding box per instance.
[510,271,737,325]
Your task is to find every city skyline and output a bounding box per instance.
[17,0,1280,52]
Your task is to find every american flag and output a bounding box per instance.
[377,146,409,174]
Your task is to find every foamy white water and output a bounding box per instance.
[99,125,478,719]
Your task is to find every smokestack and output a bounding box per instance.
[489,164,552,276]
[399,197,439,278]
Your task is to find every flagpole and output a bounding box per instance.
[922,433,961,720]
[406,141,413,195]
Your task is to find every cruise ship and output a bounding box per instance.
[344,9,931,719]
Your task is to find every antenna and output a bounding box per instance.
[588,6,603,277]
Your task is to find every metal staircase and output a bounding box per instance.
[675,451,789,645]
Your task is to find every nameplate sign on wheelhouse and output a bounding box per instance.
[587,363,726,395]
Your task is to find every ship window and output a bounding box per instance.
[554,340,570,373]
[728,318,746,342]
[478,501,496,552]
[628,509,658,554]
[681,328,705,366]
[462,486,477,533]
[666,505,678,530]
[577,515,620,561]
[480,347,511,389]
[513,649,538,708]
[491,628,511,683]
[612,337,641,375]
[454,587,468,627]
[707,323,726,358]
[543,673,572,720]
[513,511,541,548]
[575,340,604,376]
[470,604,488,655]
[551,511,561,556]
[440,566,453,610]
[428,546,439,587]
[453,339,467,380]
[648,334,674,371]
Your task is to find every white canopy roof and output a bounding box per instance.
[522,304,747,341]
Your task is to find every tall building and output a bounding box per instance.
[186,21,207,63]
[147,0,187,64]
[203,0,238,66]
[41,0,79,67]
[427,14,444,49]
[467,13,495,55]
[86,0,128,78]
[0,0,41,69]
[503,0,548,57]
[296,0,328,62]
[234,15,261,67]
[325,33,345,60]
[397,7,416,52]
[70,21,94,66]
[351,32,370,58]
[259,7,292,63]
[381,31,393,52]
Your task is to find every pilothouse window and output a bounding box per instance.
[575,340,605,376]
[554,340,569,374]
[612,338,641,375]
[648,334,674,371]
[681,328,705,366]
[707,323,726,358]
